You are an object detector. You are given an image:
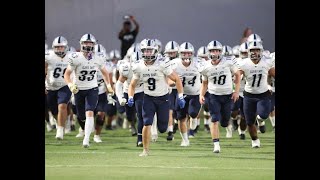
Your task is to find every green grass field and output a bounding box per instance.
[45,120,275,180]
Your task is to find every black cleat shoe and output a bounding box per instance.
[131,126,137,136]
[194,125,199,134]
[167,131,174,141]
[204,124,210,132]
[137,141,143,147]
[70,125,76,131]
[105,125,113,130]
[239,134,245,140]
[259,125,266,133]
[173,123,178,134]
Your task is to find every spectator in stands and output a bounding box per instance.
[240,27,253,43]
[118,15,139,59]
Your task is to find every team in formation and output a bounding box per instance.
[45,33,275,156]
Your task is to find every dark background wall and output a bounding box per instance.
[45,0,275,52]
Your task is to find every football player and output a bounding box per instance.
[128,39,185,156]
[238,41,275,148]
[170,42,202,146]
[45,36,72,140]
[64,33,113,148]
[199,40,241,153]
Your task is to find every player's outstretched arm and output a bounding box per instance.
[268,67,275,78]
[167,71,183,95]
[199,79,208,105]
[232,70,241,102]
[100,66,113,94]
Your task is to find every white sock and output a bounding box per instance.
[151,114,158,135]
[56,126,64,137]
[72,114,77,123]
[57,125,64,131]
[214,141,220,146]
[65,115,71,130]
[49,112,57,126]
[111,119,117,127]
[168,125,173,132]
[204,118,209,125]
[197,118,200,126]
[180,132,189,142]
[269,116,275,127]
[84,117,94,140]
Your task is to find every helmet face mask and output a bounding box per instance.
[209,49,221,61]
[52,36,68,57]
[164,41,179,60]
[207,40,223,60]
[180,51,193,63]
[179,42,194,62]
[248,41,263,61]
[166,51,178,60]
[240,52,248,59]
[249,49,261,60]
[197,46,209,60]
[140,39,158,62]
[142,48,157,62]
[81,41,94,52]
[79,34,97,53]
[222,46,232,56]
[53,46,67,56]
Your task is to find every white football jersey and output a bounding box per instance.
[200,57,238,95]
[96,69,106,95]
[132,56,173,96]
[238,57,274,94]
[171,58,201,95]
[45,50,70,90]
[67,52,105,90]
[268,76,275,92]
[234,58,247,97]
[118,60,144,94]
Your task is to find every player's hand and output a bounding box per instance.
[178,96,186,109]
[199,95,205,105]
[68,83,79,94]
[128,97,134,107]
[106,84,114,95]
[231,92,239,103]
[119,98,127,106]
[107,93,117,105]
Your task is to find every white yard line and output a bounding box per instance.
[46,151,106,154]
[46,164,274,170]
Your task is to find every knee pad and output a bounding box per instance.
[158,124,168,133]
[220,120,229,127]
[95,116,105,126]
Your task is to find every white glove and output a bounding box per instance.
[68,83,79,94]
[119,98,127,106]
[107,93,117,105]
[106,84,114,95]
